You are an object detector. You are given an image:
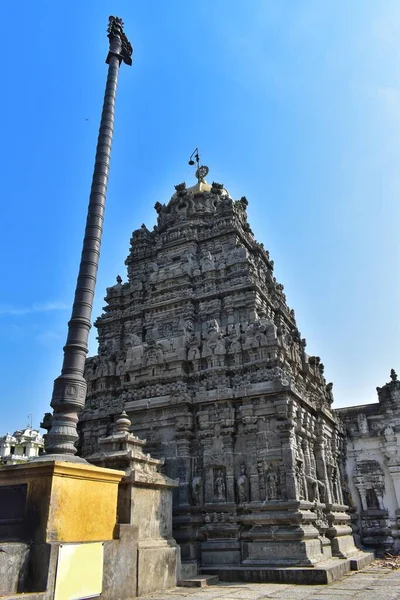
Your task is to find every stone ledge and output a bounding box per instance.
[178,575,219,588]
[349,551,375,570]
[202,558,355,584]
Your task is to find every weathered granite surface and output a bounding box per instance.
[0,542,29,595]
[88,411,179,595]
[336,370,400,554]
[137,562,400,600]
[79,173,358,571]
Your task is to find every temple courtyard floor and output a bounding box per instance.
[143,562,400,600]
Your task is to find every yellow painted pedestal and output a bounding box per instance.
[0,460,124,544]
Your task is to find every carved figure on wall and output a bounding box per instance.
[383,424,395,441]
[200,250,215,272]
[148,262,159,282]
[214,469,226,502]
[357,413,369,434]
[192,475,202,506]
[187,333,201,361]
[237,465,248,503]
[305,474,319,502]
[266,464,280,500]
[366,488,380,510]
[296,463,306,500]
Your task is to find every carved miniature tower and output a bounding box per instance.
[43,17,132,460]
[80,165,358,573]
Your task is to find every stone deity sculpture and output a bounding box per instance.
[192,475,202,506]
[266,464,280,500]
[215,469,226,502]
[237,465,248,503]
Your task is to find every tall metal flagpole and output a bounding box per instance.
[43,17,132,461]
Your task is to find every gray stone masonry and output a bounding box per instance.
[79,173,359,573]
[336,369,400,555]
[137,562,400,600]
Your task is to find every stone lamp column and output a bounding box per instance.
[42,17,132,461]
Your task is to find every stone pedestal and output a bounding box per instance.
[240,501,324,567]
[0,460,124,597]
[201,504,241,566]
[88,411,179,595]
[325,503,359,558]
[359,509,393,555]
[0,460,123,545]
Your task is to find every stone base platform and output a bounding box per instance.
[202,553,375,585]
[349,551,375,571]
[178,575,219,588]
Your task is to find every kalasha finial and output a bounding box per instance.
[114,411,132,435]
[390,369,398,382]
[107,16,133,66]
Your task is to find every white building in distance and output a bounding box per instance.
[0,428,44,465]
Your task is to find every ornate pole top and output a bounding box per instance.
[107,16,133,66]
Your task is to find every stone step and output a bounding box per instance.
[202,559,352,585]
[179,560,199,579]
[349,551,375,571]
[178,575,219,588]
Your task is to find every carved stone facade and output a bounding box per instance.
[336,370,400,555]
[79,174,357,570]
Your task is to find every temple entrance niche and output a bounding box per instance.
[353,460,385,511]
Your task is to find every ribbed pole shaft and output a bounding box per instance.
[44,18,131,459]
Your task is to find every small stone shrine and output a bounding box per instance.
[87,411,179,596]
[337,369,400,555]
[79,167,364,578]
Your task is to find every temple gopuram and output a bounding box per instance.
[78,167,360,576]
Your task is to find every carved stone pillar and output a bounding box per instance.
[176,435,192,506]
[314,426,332,504]
[243,418,260,502]
[222,432,235,503]
[279,421,297,500]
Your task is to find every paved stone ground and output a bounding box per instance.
[142,563,400,600]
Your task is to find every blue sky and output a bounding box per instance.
[1,1,399,433]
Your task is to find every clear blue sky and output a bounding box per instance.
[1,1,399,433]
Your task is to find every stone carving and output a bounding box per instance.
[200,250,215,272]
[265,464,280,500]
[80,172,354,569]
[353,460,385,511]
[214,469,226,502]
[192,475,202,506]
[296,463,306,500]
[237,465,248,503]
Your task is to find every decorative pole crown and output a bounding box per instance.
[107,16,133,65]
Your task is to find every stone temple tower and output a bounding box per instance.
[79,167,357,575]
